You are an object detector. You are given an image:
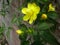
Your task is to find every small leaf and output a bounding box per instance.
[37,22,54,30]
[11,14,17,23]
[12,18,17,23]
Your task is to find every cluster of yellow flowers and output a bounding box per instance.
[22,3,55,24]
[16,3,55,35]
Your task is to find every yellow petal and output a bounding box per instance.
[22,8,27,14]
[32,3,37,7]
[30,3,40,14]
[28,3,32,8]
[31,14,37,21]
[29,19,33,24]
[48,7,55,11]
[28,3,36,8]
[29,14,37,24]
[33,6,40,14]
[23,14,30,21]
[28,3,40,14]
[26,9,33,15]
[16,30,23,35]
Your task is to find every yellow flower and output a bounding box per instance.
[48,3,55,12]
[22,3,40,24]
[41,14,47,19]
[16,30,23,35]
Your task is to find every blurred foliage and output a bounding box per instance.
[15,0,60,45]
[0,0,60,45]
[0,0,11,17]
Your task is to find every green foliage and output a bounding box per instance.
[48,11,58,20]
[40,30,59,45]
[37,22,54,30]
[0,23,5,39]
[17,0,60,45]
[0,0,60,45]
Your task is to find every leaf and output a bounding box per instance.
[0,23,5,33]
[21,40,29,45]
[47,11,58,20]
[37,22,54,30]
[31,41,44,45]
[6,29,10,39]
[32,31,44,45]
[40,30,60,45]
[18,16,23,22]
[0,10,6,17]
[11,17,17,23]
[11,14,18,24]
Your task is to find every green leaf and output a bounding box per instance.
[0,10,6,17]
[33,31,44,45]
[32,41,44,45]
[11,17,17,23]
[0,27,4,33]
[11,14,17,23]
[0,23,5,33]
[19,24,27,31]
[18,16,23,22]
[6,29,10,39]
[21,40,29,45]
[37,22,54,30]
[47,11,58,20]
[40,30,60,45]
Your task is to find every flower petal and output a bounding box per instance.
[28,3,32,8]
[28,3,40,14]
[23,14,30,21]
[30,3,40,14]
[22,8,27,14]
[32,14,37,20]
[29,19,33,24]
[29,14,37,24]
[28,3,36,8]
[33,6,40,14]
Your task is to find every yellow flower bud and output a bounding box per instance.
[48,3,55,12]
[16,30,23,35]
[41,14,47,19]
